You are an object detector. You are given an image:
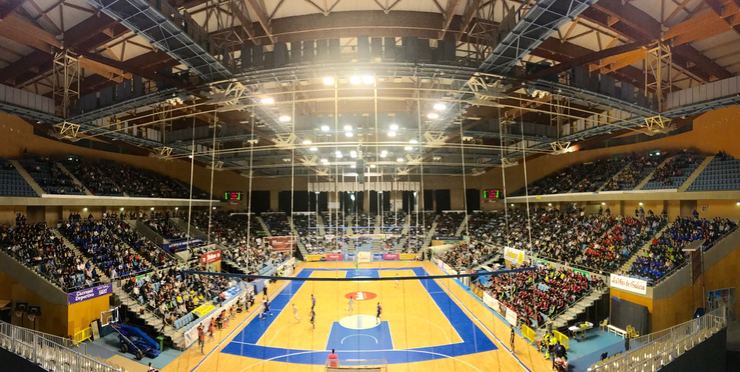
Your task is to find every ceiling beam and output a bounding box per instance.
[455,0,481,42]
[583,0,732,82]
[0,13,62,51]
[703,0,740,36]
[438,0,460,40]
[0,0,24,19]
[243,0,275,43]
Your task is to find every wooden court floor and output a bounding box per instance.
[155,261,551,372]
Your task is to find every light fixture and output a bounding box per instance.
[278,115,291,123]
[380,150,388,158]
[547,203,552,207]
[350,150,357,158]
[309,146,318,152]
[119,207,124,211]
[82,207,88,212]
[409,139,418,144]
[322,76,335,86]
[736,201,740,206]
[427,112,440,120]
[343,124,353,131]
[212,206,216,210]
[302,139,312,145]
[510,204,515,207]
[350,193,356,201]
[350,163,356,169]
[345,131,353,138]
[639,202,644,206]
[335,150,343,158]
[260,97,275,105]
[320,158,329,164]
[175,207,179,211]
[387,131,396,137]
[433,156,442,161]
[396,157,404,163]
[404,146,413,151]
[433,102,447,111]
[389,123,399,131]
[320,125,330,132]
[361,74,374,85]
[150,207,155,211]
[369,164,376,169]
[601,202,606,206]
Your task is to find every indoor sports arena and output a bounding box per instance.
[0,0,738,371]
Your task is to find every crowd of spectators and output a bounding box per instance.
[122,268,233,326]
[0,216,101,291]
[381,211,406,234]
[441,242,498,271]
[628,215,736,283]
[103,215,175,268]
[19,156,84,195]
[570,156,632,193]
[477,266,603,328]
[62,157,124,196]
[261,213,291,236]
[59,213,152,279]
[143,212,186,240]
[435,212,465,236]
[644,150,701,189]
[601,152,667,191]
[102,161,209,199]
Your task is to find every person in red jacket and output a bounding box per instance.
[327,349,339,367]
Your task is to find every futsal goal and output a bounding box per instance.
[326,358,387,372]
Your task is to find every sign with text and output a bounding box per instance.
[67,283,112,304]
[609,274,648,295]
[503,246,525,265]
[199,250,222,265]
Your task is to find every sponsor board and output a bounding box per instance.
[609,274,648,295]
[67,283,112,304]
[505,307,518,326]
[503,246,525,265]
[382,253,399,261]
[399,253,418,261]
[199,250,222,265]
[325,253,344,261]
[192,302,216,317]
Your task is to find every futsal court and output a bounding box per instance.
[163,261,551,372]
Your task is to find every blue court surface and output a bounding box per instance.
[220,267,496,365]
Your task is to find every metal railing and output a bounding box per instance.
[588,306,727,371]
[0,321,121,372]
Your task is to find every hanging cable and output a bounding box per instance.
[206,112,217,244]
[290,86,296,258]
[520,111,533,248]
[415,82,425,238]
[186,117,195,254]
[459,115,469,239]
[246,114,255,263]
[498,106,511,246]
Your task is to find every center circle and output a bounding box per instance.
[338,314,379,330]
[344,291,377,301]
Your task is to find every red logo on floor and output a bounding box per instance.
[344,291,377,301]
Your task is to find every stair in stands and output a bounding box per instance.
[256,216,272,237]
[316,214,327,236]
[596,159,635,192]
[288,217,311,257]
[475,253,502,271]
[172,217,207,240]
[345,215,354,235]
[55,162,93,195]
[421,216,439,249]
[634,157,673,190]
[374,214,382,234]
[454,214,469,237]
[52,230,111,283]
[548,287,609,331]
[111,282,186,349]
[617,224,670,275]
[678,155,715,192]
[8,160,44,196]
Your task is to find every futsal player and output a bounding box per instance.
[310,308,316,329]
[311,293,316,311]
[292,303,300,323]
[394,273,400,288]
[376,302,382,324]
[347,295,354,313]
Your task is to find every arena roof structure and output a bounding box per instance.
[0,0,738,177]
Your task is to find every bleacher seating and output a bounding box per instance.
[0,160,36,196]
[627,215,736,284]
[601,152,667,191]
[687,152,740,191]
[19,156,83,195]
[62,157,124,196]
[59,214,153,279]
[1,219,101,291]
[435,212,465,236]
[476,266,603,328]
[262,212,291,236]
[642,150,702,190]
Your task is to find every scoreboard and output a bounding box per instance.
[481,189,504,201]
[223,191,242,202]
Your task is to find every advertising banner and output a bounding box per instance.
[382,253,399,261]
[325,253,344,261]
[399,253,418,261]
[305,254,323,262]
[503,246,525,265]
[267,236,295,253]
[67,283,112,304]
[505,307,518,326]
[191,302,215,317]
[199,250,222,265]
[609,274,648,295]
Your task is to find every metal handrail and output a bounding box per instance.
[0,321,120,372]
[588,306,727,371]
